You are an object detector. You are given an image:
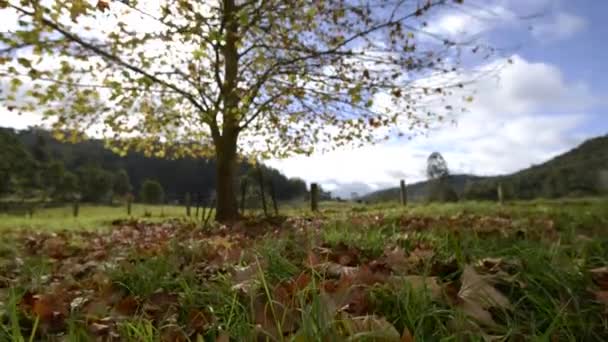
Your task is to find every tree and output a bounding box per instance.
[58,171,80,200]
[426,152,449,180]
[77,164,114,202]
[41,159,66,199]
[140,179,164,205]
[0,129,35,195]
[426,152,457,202]
[113,169,132,198]
[0,0,491,221]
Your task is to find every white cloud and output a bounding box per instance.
[268,55,599,197]
[531,12,587,41]
[427,5,515,38]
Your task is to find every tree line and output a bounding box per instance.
[0,128,308,206]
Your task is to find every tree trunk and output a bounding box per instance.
[215,134,239,222]
[214,0,240,222]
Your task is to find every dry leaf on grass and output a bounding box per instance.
[590,266,608,289]
[457,265,512,326]
[338,313,401,341]
[390,275,443,300]
[401,327,415,342]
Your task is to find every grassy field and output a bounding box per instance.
[1,199,608,341]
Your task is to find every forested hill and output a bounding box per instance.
[363,134,608,202]
[0,127,307,202]
[362,174,482,202]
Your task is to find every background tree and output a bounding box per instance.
[426,152,457,202]
[77,164,114,203]
[41,159,66,200]
[0,0,493,221]
[58,171,80,201]
[427,152,450,180]
[113,169,132,198]
[0,129,35,196]
[140,179,164,205]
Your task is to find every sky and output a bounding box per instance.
[264,0,608,197]
[1,0,607,198]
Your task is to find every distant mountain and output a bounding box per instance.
[362,134,608,202]
[362,174,483,202]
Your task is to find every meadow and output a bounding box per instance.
[1,199,607,341]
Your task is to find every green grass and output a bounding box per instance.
[1,198,608,340]
[0,204,205,231]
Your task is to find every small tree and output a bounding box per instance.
[113,169,132,198]
[140,179,164,205]
[41,159,65,200]
[426,152,458,202]
[78,165,114,203]
[59,171,80,200]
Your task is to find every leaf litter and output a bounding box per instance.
[0,211,604,340]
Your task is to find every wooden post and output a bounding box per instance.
[240,179,248,215]
[497,183,504,205]
[257,165,268,217]
[310,183,319,212]
[400,179,408,206]
[269,180,279,216]
[195,192,201,219]
[73,199,79,218]
[125,193,133,216]
[185,192,191,217]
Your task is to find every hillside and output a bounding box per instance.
[363,174,484,203]
[0,127,307,203]
[363,134,608,202]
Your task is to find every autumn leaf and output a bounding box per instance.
[456,265,511,326]
[96,0,110,12]
[401,327,415,342]
[338,313,401,341]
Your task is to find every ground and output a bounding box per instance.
[1,199,608,341]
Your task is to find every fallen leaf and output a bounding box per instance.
[459,265,511,309]
[401,327,415,342]
[114,296,139,316]
[457,265,511,326]
[216,332,230,342]
[96,0,110,12]
[590,267,608,289]
[339,313,401,341]
[390,275,442,300]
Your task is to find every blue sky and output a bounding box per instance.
[0,0,606,198]
[266,0,608,197]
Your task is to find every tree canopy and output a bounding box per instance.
[0,0,492,220]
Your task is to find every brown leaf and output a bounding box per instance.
[590,267,608,289]
[96,0,110,12]
[187,309,211,332]
[390,275,442,300]
[593,290,608,308]
[401,327,415,342]
[114,296,139,316]
[456,265,511,326]
[339,313,401,341]
[89,322,111,335]
[216,332,230,342]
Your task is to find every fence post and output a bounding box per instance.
[73,199,80,218]
[240,179,248,215]
[257,165,268,217]
[185,192,191,217]
[269,180,279,216]
[400,179,408,206]
[126,195,132,216]
[310,183,319,212]
[497,183,504,205]
[195,192,201,219]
